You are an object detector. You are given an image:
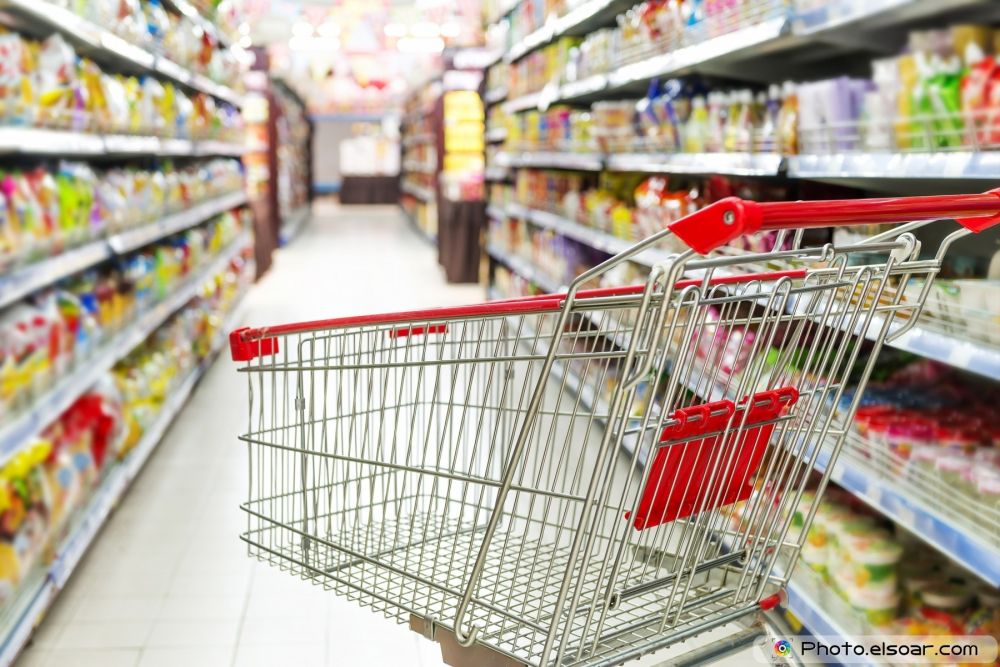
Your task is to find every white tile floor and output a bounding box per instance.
[17,203,752,666]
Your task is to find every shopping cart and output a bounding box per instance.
[229,192,1000,667]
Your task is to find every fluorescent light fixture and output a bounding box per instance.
[317,21,340,37]
[238,35,252,48]
[289,36,340,52]
[440,22,460,37]
[291,21,314,37]
[383,22,407,37]
[396,36,444,53]
[410,21,440,38]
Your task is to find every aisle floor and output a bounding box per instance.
[17,204,750,667]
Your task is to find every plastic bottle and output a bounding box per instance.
[757,84,781,153]
[705,91,725,152]
[777,81,798,155]
[684,95,708,153]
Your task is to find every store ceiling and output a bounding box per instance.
[243,0,480,112]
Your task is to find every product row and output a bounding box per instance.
[272,85,310,219]
[0,208,249,421]
[0,244,251,606]
[771,485,1000,640]
[501,0,787,91]
[493,21,1000,155]
[46,0,245,87]
[489,174,1000,348]
[0,158,244,269]
[0,32,243,137]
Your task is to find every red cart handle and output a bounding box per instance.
[669,189,1000,255]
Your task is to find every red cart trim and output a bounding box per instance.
[229,269,807,361]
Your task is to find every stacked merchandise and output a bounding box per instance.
[400,86,439,241]
[0,0,251,660]
[0,239,252,606]
[0,31,241,138]
[441,90,486,203]
[272,84,311,243]
[483,0,1000,652]
[0,160,244,268]
[495,20,1000,163]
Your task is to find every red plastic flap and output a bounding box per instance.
[230,327,280,361]
[627,387,799,531]
[389,324,448,338]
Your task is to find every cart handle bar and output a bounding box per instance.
[229,269,807,360]
[670,189,1000,254]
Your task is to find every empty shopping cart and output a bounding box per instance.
[229,192,1000,666]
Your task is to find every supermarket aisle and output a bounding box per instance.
[17,202,480,667]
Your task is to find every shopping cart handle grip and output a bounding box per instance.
[669,190,1000,254]
[668,197,764,254]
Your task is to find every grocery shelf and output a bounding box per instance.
[484,87,508,105]
[402,160,437,175]
[879,319,1000,382]
[502,203,673,267]
[401,206,436,245]
[280,205,311,246]
[0,292,248,666]
[485,127,508,143]
[503,91,544,114]
[493,150,604,171]
[783,570,878,667]
[0,230,250,469]
[494,1,999,110]
[0,241,110,310]
[402,133,434,148]
[606,16,790,90]
[787,151,1000,181]
[558,74,609,103]
[108,191,249,255]
[0,127,244,157]
[162,0,234,48]
[503,0,630,64]
[487,244,561,293]
[0,191,248,310]
[485,166,510,181]
[810,443,1000,586]
[0,0,242,106]
[607,152,785,177]
[401,182,435,203]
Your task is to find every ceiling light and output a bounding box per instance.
[317,21,340,37]
[440,22,460,38]
[238,35,252,48]
[291,21,314,38]
[383,22,407,37]
[410,21,440,38]
[396,36,444,53]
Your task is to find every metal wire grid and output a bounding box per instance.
[235,228,934,665]
[797,108,1000,155]
[835,427,1000,550]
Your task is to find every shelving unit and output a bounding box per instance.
[0,0,243,106]
[0,287,250,666]
[0,231,250,468]
[483,0,1000,654]
[0,128,244,157]
[0,191,247,310]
